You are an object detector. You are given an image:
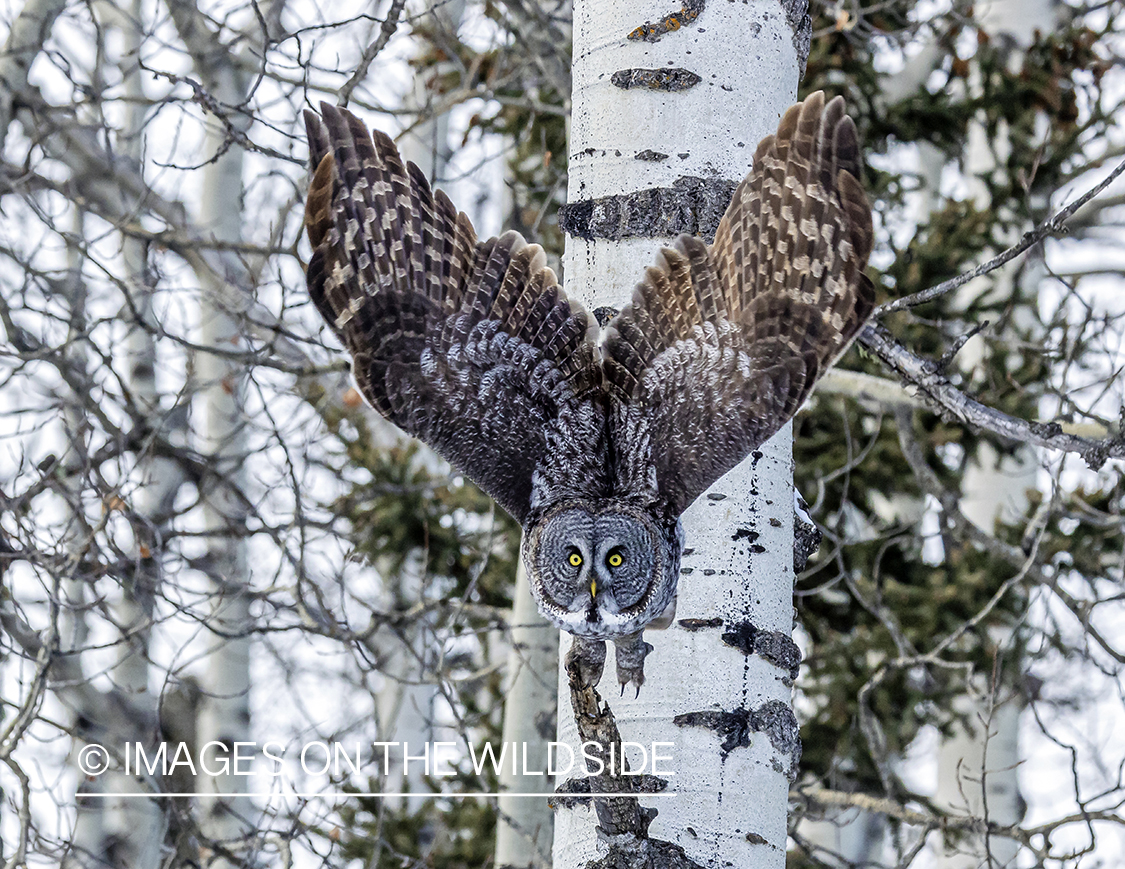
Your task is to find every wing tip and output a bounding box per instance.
[305,109,330,169]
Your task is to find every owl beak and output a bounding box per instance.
[590,579,597,599]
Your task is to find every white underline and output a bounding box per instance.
[76,792,677,799]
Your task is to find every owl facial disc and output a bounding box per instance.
[522,502,678,642]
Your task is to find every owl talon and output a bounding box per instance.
[614,633,653,695]
[567,636,607,688]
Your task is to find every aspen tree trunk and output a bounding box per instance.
[92,3,178,862]
[58,212,166,869]
[933,2,1056,864]
[58,216,109,869]
[496,562,557,868]
[0,0,66,153]
[401,0,466,185]
[554,2,810,865]
[194,109,254,859]
[160,8,257,848]
[1,3,113,864]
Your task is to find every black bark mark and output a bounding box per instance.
[627,0,706,42]
[583,839,708,869]
[780,0,813,75]
[593,306,620,327]
[678,617,723,631]
[555,656,708,868]
[611,67,702,92]
[625,0,810,73]
[793,495,822,573]
[721,620,801,681]
[558,177,736,243]
[674,700,801,780]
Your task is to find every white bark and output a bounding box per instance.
[95,3,178,861]
[4,2,171,862]
[554,2,805,866]
[167,5,257,848]
[936,442,1033,869]
[57,212,168,869]
[194,140,254,858]
[58,215,110,869]
[935,689,1024,868]
[496,562,557,868]
[0,8,102,865]
[401,0,467,185]
[491,6,565,863]
[371,552,435,802]
[796,805,886,868]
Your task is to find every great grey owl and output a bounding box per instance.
[303,92,875,692]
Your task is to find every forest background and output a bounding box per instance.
[1,0,1124,867]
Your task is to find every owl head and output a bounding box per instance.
[522,500,680,643]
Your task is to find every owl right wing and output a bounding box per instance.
[305,104,606,525]
[602,92,876,517]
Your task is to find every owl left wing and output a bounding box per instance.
[305,104,607,524]
[602,93,876,517]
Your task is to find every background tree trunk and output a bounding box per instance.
[933,2,1058,864]
[167,2,257,850]
[495,562,557,869]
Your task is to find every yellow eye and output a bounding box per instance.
[568,552,583,567]
[607,551,623,568]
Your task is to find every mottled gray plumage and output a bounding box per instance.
[304,92,874,690]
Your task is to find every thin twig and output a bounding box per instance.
[337,0,409,107]
[877,155,1125,315]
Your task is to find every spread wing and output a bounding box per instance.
[304,104,606,524]
[602,92,876,517]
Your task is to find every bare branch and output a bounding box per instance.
[794,787,1125,854]
[859,322,1124,468]
[337,0,409,107]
